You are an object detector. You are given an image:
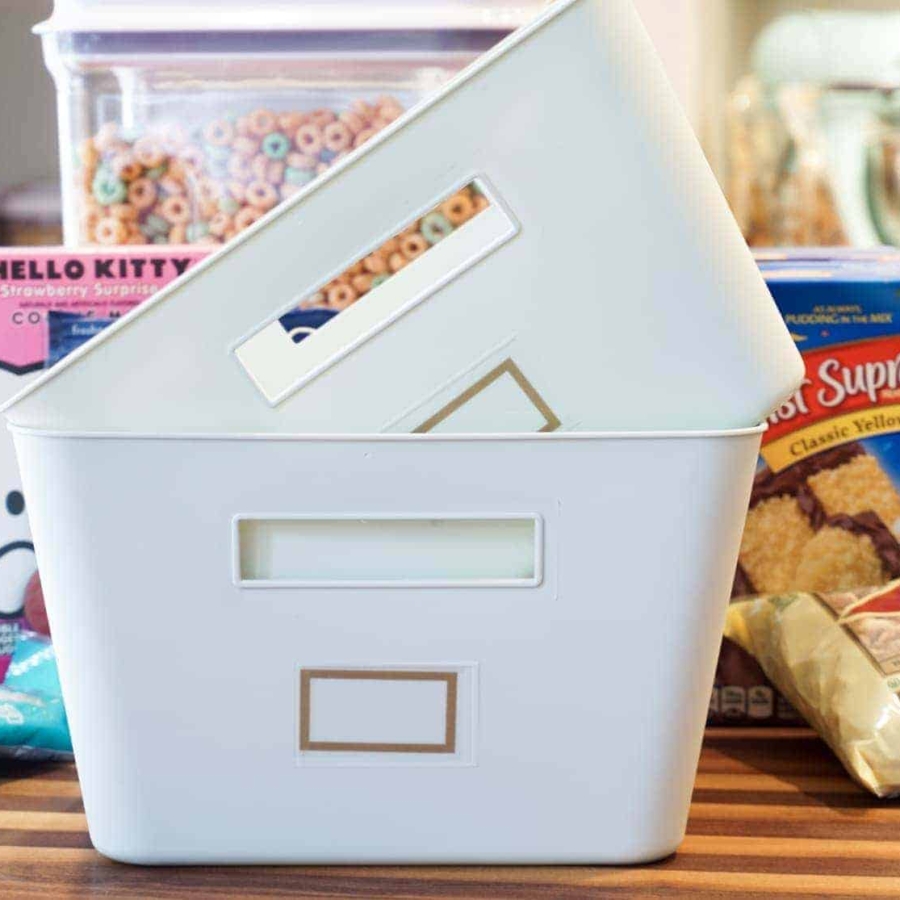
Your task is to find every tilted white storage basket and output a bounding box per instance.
[11,427,762,864]
[7,0,801,436]
[3,0,802,866]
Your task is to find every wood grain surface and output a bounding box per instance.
[2,728,899,898]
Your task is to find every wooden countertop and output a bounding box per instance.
[2,728,900,898]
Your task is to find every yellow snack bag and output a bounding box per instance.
[725,582,900,797]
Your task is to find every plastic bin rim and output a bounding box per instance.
[6,424,768,442]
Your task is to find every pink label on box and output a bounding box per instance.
[0,249,208,374]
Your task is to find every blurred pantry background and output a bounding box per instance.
[2,0,900,247]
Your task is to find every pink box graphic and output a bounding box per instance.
[0,247,209,374]
[0,246,209,678]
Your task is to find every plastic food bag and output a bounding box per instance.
[725,582,900,797]
[0,629,72,761]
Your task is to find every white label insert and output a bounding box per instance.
[300,670,457,753]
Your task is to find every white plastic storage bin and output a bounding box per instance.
[13,0,803,434]
[10,427,762,864]
[3,0,804,865]
[38,0,544,247]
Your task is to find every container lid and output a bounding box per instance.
[11,0,803,436]
[36,0,548,33]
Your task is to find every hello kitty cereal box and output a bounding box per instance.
[0,247,207,675]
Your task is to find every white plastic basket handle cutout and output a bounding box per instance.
[233,178,518,407]
[234,513,543,588]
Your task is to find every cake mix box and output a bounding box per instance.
[0,247,207,681]
[712,252,900,724]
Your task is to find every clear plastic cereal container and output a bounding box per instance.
[37,0,545,248]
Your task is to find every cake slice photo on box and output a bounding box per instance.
[738,444,900,596]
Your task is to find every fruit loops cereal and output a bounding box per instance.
[711,252,900,726]
[76,97,406,247]
[278,182,489,339]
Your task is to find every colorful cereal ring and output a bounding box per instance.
[440,192,476,226]
[247,109,278,137]
[186,222,210,242]
[354,128,377,149]
[363,253,388,275]
[133,138,166,169]
[249,154,268,180]
[400,233,429,260]
[278,111,306,133]
[234,206,264,232]
[294,124,324,156]
[323,122,353,153]
[160,195,192,225]
[78,138,99,169]
[309,108,337,128]
[286,152,317,170]
[420,212,454,245]
[284,167,315,186]
[94,216,128,245]
[226,181,246,203]
[388,252,408,273]
[245,180,278,210]
[179,145,205,172]
[227,156,254,182]
[127,177,157,210]
[112,154,142,182]
[326,283,358,310]
[351,274,374,294]
[379,101,404,123]
[261,132,291,160]
[203,119,235,147]
[265,160,285,185]
[92,170,127,206]
[140,214,170,238]
[339,111,366,135]
[108,203,137,221]
[93,123,121,152]
[208,212,233,237]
